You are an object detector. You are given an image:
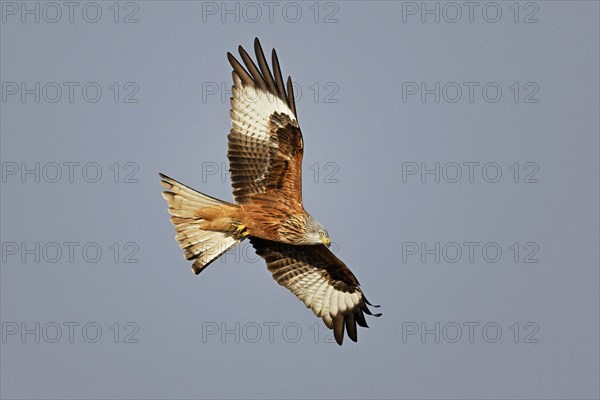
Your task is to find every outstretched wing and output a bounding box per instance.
[227,38,304,207]
[251,238,381,345]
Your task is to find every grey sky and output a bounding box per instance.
[1,1,598,399]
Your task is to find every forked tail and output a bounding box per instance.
[159,173,240,274]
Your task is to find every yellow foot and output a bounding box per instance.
[233,223,250,238]
[235,224,246,232]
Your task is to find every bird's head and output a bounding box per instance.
[305,214,331,247]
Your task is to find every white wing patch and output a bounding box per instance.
[231,73,296,140]
[281,268,361,324]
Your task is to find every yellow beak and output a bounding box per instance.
[321,237,331,247]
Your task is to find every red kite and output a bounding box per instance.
[160,38,380,345]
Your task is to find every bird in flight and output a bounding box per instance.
[160,38,380,345]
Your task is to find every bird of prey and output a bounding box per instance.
[160,38,380,345]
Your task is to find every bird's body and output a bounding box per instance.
[160,38,380,345]
[192,195,308,244]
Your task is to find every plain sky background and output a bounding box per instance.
[1,1,599,399]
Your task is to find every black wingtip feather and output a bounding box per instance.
[362,303,382,317]
[254,38,277,92]
[355,310,369,328]
[271,49,288,106]
[238,45,267,91]
[227,52,254,86]
[346,314,358,342]
[333,316,345,346]
[364,297,381,308]
[286,76,297,116]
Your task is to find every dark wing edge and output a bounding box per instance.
[251,238,381,345]
[227,37,298,118]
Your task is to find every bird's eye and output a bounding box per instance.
[319,231,324,237]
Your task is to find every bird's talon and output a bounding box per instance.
[235,224,246,232]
